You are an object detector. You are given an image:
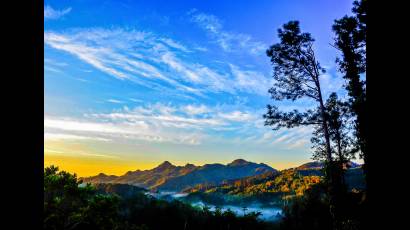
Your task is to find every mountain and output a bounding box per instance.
[296,162,324,170]
[156,159,276,191]
[94,183,147,199]
[296,161,362,170]
[81,159,277,191]
[183,162,365,205]
[82,161,197,189]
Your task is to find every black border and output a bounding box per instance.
[4,0,404,229]
[5,0,44,229]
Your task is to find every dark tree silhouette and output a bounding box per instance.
[311,92,360,224]
[332,0,368,195]
[264,21,331,160]
[311,93,358,171]
[264,21,341,227]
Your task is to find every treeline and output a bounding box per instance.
[263,0,367,229]
[44,166,276,230]
[188,169,321,196]
[182,167,364,208]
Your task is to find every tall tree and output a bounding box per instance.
[263,21,340,228]
[311,92,358,188]
[332,0,368,193]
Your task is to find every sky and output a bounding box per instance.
[44,0,356,177]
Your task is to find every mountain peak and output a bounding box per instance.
[184,163,196,168]
[156,161,175,169]
[228,159,250,166]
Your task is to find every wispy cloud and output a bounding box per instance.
[44,27,272,97]
[182,104,209,115]
[44,133,110,142]
[189,9,267,55]
[44,103,263,146]
[44,148,118,159]
[44,5,72,20]
[159,38,190,52]
[229,64,272,95]
[45,100,314,150]
[107,99,124,104]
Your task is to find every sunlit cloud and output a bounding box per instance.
[44,133,111,142]
[44,148,118,159]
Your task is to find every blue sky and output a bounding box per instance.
[44,0,355,175]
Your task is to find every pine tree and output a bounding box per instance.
[264,21,340,228]
[332,0,368,195]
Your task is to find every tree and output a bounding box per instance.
[332,0,368,193]
[264,21,341,228]
[311,93,358,176]
[311,93,361,224]
[44,166,95,230]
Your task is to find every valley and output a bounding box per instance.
[86,159,364,222]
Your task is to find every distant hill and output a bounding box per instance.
[81,159,277,191]
[94,183,147,199]
[296,161,362,170]
[183,162,365,204]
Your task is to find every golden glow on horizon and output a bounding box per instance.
[45,151,307,177]
[44,153,159,177]
[44,136,311,177]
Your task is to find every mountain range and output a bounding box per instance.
[81,159,277,191]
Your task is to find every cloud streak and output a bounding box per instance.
[44,5,72,20]
[44,27,272,98]
[189,10,267,55]
[45,101,313,150]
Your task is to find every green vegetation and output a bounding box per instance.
[280,182,366,230]
[182,167,363,208]
[44,166,277,230]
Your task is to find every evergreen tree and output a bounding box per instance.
[332,0,368,194]
[311,93,360,225]
[264,21,340,228]
[311,92,358,173]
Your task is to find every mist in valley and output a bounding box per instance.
[147,191,283,222]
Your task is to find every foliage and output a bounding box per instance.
[44,166,274,230]
[280,182,366,230]
[311,93,358,164]
[183,167,366,207]
[332,0,368,193]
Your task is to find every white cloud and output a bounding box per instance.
[320,74,348,101]
[217,111,255,122]
[182,104,210,115]
[189,10,267,55]
[44,101,317,150]
[45,27,272,97]
[160,52,201,82]
[160,38,190,52]
[44,133,110,142]
[44,103,267,146]
[107,99,123,104]
[229,64,272,95]
[44,5,72,20]
[44,148,118,159]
